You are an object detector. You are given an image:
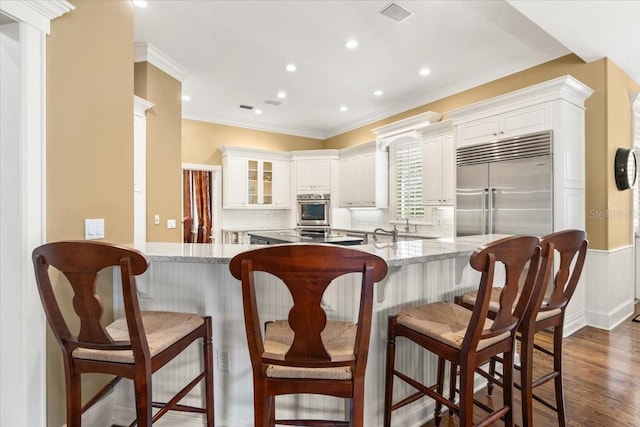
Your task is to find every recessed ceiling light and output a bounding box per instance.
[339,106,348,112]
[277,91,287,99]
[182,95,191,101]
[419,68,431,77]
[345,39,359,49]
[285,64,297,72]
[254,109,263,115]
[132,0,148,8]
[373,90,384,96]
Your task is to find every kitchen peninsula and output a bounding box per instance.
[111,235,503,427]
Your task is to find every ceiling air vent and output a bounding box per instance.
[265,99,282,106]
[379,2,413,23]
[239,104,254,110]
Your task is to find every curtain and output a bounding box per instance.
[183,169,212,243]
[183,170,194,243]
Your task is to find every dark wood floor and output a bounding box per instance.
[421,304,640,426]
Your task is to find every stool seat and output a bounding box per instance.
[459,291,561,322]
[397,302,509,351]
[264,320,356,380]
[73,311,205,364]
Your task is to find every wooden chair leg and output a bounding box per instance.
[66,369,82,427]
[502,348,514,427]
[458,361,475,427]
[133,375,152,427]
[253,384,269,427]
[267,395,275,426]
[487,358,497,396]
[383,317,397,427]
[519,332,535,427]
[448,361,457,415]
[433,357,446,426]
[352,381,365,427]
[553,325,567,427]
[203,322,215,427]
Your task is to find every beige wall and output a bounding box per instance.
[182,118,324,165]
[605,59,640,249]
[46,1,134,426]
[135,62,183,242]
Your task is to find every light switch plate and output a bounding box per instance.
[167,219,176,229]
[84,218,105,240]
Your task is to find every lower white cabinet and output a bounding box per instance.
[422,132,455,205]
[220,146,290,209]
[339,142,388,208]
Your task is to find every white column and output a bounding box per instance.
[0,2,73,426]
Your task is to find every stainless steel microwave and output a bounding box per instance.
[297,194,330,227]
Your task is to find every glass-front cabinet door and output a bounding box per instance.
[248,160,259,205]
[247,160,273,205]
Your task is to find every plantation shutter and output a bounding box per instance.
[394,138,424,219]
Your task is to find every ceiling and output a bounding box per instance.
[133,1,640,140]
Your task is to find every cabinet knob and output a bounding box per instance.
[493,133,498,137]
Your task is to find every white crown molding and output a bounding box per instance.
[134,42,188,82]
[447,75,594,122]
[0,0,74,34]
[183,112,325,140]
[371,111,443,139]
[134,95,154,117]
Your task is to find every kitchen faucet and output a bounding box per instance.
[372,225,398,242]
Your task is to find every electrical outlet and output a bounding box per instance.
[217,349,229,372]
[154,214,160,225]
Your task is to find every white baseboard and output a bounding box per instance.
[585,299,635,330]
[563,309,587,336]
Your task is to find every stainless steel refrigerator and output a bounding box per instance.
[456,131,553,237]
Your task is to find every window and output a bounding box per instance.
[390,137,424,220]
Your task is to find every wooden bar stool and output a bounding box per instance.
[229,244,388,427]
[383,235,548,427]
[454,229,587,427]
[32,241,215,427]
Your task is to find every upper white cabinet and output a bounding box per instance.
[421,120,454,205]
[220,146,290,209]
[338,142,388,208]
[291,150,338,193]
[456,102,552,148]
[296,159,331,191]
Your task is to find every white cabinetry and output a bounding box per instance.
[220,146,290,209]
[291,150,339,195]
[338,142,388,208]
[457,103,552,148]
[421,120,454,205]
[296,159,331,191]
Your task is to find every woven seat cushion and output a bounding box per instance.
[73,311,204,364]
[396,302,510,351]
[264,320,356,380]
[460,290,560,322]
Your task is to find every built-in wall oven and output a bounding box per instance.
[297,193,330,228]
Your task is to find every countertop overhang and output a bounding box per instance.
[132,234,509,267]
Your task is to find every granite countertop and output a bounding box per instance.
[132,234,509,267]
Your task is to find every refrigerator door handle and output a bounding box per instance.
[490,188,497,235]
[483,188,489,235]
